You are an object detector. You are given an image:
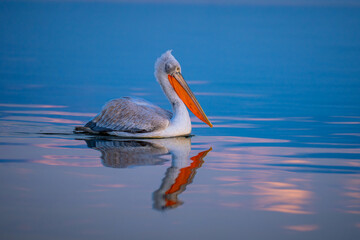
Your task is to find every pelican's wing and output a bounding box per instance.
[85,97,172,133]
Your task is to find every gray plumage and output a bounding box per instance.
[85,139,169,168]
[84,97,173,134]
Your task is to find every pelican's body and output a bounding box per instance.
[76,51,212,138]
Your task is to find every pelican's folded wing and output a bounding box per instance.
[85,97,173,133]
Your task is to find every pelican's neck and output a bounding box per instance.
[157,73,191,133]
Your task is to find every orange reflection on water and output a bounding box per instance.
[253,181,313,214]
[153,148,212,210]
[164,148,211,208]
[166,149,210,196]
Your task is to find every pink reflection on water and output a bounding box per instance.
[332,116,360,119]
[4,110,95,117]
[332,133,360,137]
[348,161,360,167]
[0,103,67,108]
[214,174,313,214]
[284,225,318,231]
[227,146,360,155]
[2,116,83,124]
[204,144,359,173]
[282,160,311,164]
[253,181,313,214]
[34,155,101,167]
[327,122,360,125]
[34,139,84,149]
[343,178,360,215]
[305,142,360,146]
[202,134,359,216]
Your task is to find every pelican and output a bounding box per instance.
[75,50,212,138]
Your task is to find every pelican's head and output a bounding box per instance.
[154,50,181,80]
[155,50,212,128]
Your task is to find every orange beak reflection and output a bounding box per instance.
[168,73,213,128]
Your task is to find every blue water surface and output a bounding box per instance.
[0,2,359,240]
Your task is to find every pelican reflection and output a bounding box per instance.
[84,137,212,211]
[85,138,169,168]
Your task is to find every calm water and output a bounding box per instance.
[1,2,360,240]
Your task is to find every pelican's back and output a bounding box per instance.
[81,97,172,134]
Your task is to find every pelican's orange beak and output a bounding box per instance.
[168,72,213,128]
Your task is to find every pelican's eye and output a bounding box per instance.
[176,67,180,72]
[165,63,172,74]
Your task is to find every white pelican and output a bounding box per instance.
[75,50,212,138]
